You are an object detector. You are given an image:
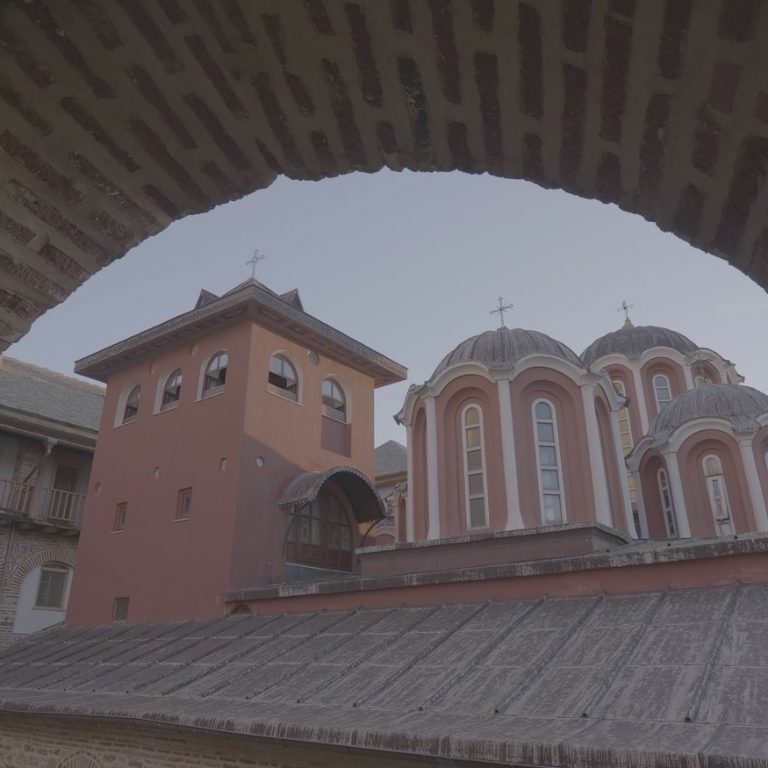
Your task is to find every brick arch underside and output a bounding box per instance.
[1,0,767,350]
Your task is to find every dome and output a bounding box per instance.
[432,328,582,378]
[650,384,768,439]
[581,324,698,366]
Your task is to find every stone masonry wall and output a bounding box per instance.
[0,713,478,768]
[0,524,77,645]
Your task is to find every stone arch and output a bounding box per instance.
[8,548,76,591]
[1,2,768,348]
[58,752,101,768]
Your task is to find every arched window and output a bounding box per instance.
[122,385,140,423]
[35,563,69,609]
[286,488,353,570]
[653,374,672,411]
[703,454,733,535]
[462,405,488,529]
[202,351,228,395]
[322,378,347,422]
[268,354,298,401]
[160,368,182,410]
[657,468,677,538]
[533,399,564,525]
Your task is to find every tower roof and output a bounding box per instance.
[432,327,581,379]
[581,324,698,366]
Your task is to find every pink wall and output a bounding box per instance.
[638,453,671,539]
[435,376,506,537]
[595,394,627,533]
[411,406,428,541]
[511,369,595,528]
[678,430,755,536]
[755,427,768,504]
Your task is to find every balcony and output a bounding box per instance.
[0,478,85,529]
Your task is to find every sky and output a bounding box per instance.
[8,169,768,446]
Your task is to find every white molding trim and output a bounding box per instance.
[113,381,141,427]
[610,408,636,538]
[580,384,612,527]
[268,349,303,405]
[497,378,523,530]
[197,348,228,400]
[737,437,768,532]
[666,417,735,453]
[424,395,440,540]
[154,365,183,414]
[682,364,695,391]
[660,450,691,537]
[405,424,414,542]
[322,374,351,423]
[631,365,650,434]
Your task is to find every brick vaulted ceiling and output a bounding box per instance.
[0,0,767,350]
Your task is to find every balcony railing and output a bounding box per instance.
[0,478,85,528]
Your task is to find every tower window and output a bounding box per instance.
[533,399,565,526]
[462,405,488,529]
[202,351,228,395]
[113,597,129,622]
[322,378,347,422]
[161,368,182,409]
[268,354,299,401]
[114,502,127,531]
[122,385,141,423]
[176,488,192,520]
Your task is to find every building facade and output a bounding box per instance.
[66,280,405,626]
[0,356,102,643]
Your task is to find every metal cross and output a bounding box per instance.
[246,249,266,278]
[617,300,634,322]
[490,296,514,328]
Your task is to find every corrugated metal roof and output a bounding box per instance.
[0,356,103,431]
[0,583,765,765]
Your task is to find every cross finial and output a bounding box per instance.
[490,296,514,328]
[246,249,266,279]
[617,300,634,328]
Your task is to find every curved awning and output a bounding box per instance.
[279,466,385,522]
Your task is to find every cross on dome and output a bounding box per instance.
[617,299,634,328]
[246,249,266,279]
[489,296,514,328]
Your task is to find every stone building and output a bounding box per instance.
[0,356,102,643]
[66,278,405,627]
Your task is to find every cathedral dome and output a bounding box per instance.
[581,324,698,366]
[432,328,582,378]
[650,384,768,438]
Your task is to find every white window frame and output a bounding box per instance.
[34,563,70,610]
[652,373,672,411]
[461,403,489,530]
[702,454,733,535]
[114,383,141,426]
[532,398,566,526]
[656,468,677,538]
[157,367,183,412]
[198,350,228,399]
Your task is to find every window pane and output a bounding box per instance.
[466,449,482,472]
[535,401,552,420]
[36,567,67,608]
[464,407,479,426]
[537,422,555,442]
[469,497,487,528]
[539,446,557,467]
[542,494,562,524]
[468,473,484,496]
[204,352,228,392]
[541,469,560,491]
[162,369,182,407]
[465,426,480,448]
[705,456,719,475]
[269,355,298,398]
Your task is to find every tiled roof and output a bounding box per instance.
[0,356,103,431]
[0,583,765,765]
[375,440,407,477]
[581,324,698,366]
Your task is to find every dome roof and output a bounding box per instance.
[650,384,768,439]
[432,328,582,378]
[581,324,698,366]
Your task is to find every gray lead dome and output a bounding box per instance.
[650,384,768,438]
[581,325,698,366]
[432,328,581,378]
